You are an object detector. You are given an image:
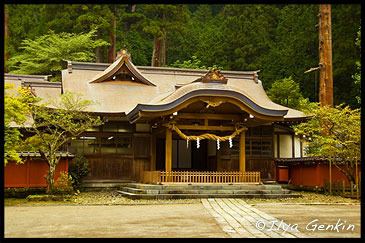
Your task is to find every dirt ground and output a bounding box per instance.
[4,204,228,238]
[252,204,361,238]
[4,199,361,238]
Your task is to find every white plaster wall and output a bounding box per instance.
[294,136,301,158]
[279,134,292,158]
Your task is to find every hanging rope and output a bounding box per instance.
[163,122,247,142]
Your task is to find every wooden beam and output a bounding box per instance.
[239,131,246,172]
[176,112,243,121]
[176,124,235,131]
[165,128,172,173]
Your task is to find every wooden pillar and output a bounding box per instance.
[239,131,246,172]
[165,128,172,172]
[150,135,156,171]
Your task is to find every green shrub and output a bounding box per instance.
[68,153,90,190]
[53,171,74,195]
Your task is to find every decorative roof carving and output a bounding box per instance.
[201,68,228,84]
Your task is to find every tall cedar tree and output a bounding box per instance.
[134,5,189,67]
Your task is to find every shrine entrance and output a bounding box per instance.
[127,68,288,184]
[156,139,214,171]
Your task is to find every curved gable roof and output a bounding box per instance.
[126,81,290,123]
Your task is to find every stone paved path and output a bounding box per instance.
[201,198,307,238]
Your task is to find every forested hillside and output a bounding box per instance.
[4,4,361,108]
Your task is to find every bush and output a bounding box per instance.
[68,153,90,190]
[53,171,74,195]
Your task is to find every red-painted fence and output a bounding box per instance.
[275,157,361,187]
[4,153,71,188]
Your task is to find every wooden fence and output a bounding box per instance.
[323,174,361,199]
[140,171,260,184]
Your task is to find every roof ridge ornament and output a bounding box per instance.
[116,45,131,60]
[201,67,228,84]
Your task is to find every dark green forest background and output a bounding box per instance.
[4,4,361,108]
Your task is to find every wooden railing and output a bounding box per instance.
[140,171,260,184]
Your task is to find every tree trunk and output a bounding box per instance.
[46,164,56,194]
[151,30,167,67]
[94,29,104,63]
[4,5,9,73]
[107,7,116,63]
[318,4,333,107]
[151,36,161,67]
[45,154,60,194]
[159,29,167,67]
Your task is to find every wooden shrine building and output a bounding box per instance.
[5,48,308,185]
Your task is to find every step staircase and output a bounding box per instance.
[117,183,302,200]
[82,180,132,190]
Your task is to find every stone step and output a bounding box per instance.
[127,183,283,191]
[116,190,302,200]
[82,182,128,188]
[120,187,292,195]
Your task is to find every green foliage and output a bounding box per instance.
[218,5,280,71]
[17,134,52,152]
[5,4,361,108]
[168,56,207,69]
[68,154,90,190]
[267,77,305,109]
[7,30,109,81]
[135,5,189,38]
[292,103,361,184]
[4,83,37,165]
[260,5,318,96]
[55,172,74,189]
[352,25,361,105]
[116,29,152,66]
[331,5,361,108]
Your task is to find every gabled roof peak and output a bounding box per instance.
[88,48,156,86]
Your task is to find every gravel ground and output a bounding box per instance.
[72,190,201,205]
[4,189,360,206]
[244,191,361,205]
